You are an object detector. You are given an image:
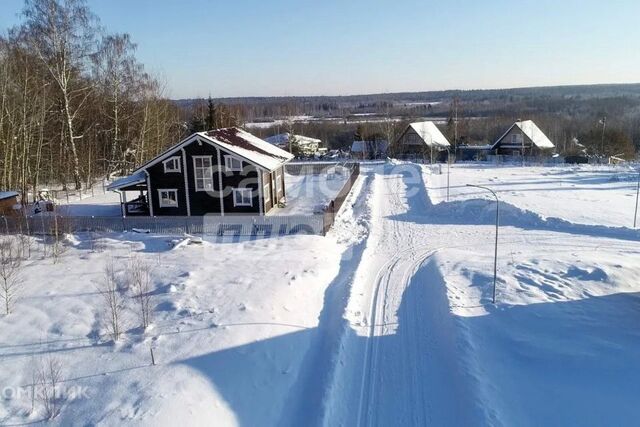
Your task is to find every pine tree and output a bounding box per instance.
[206,96,216,130]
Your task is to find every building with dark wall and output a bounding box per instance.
[491,120,555,156]
[393,121,451,161]
[108,128,294,217]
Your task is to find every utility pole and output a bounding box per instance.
[600,116,607,158]
[454,97,459,153]
[446,147,451,201]
[466,184,499,304]
[634,168,640,228]
[520,120,525,167]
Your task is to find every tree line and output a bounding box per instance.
[0,0,185,200]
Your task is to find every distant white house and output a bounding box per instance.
[491,120,555,156]
[394,121,451,158]
[265,133,322,156]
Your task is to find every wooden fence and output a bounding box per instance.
[1,162,362,238]
[286,162,338,175]
[322,162,361,234]
[0,214,325,237]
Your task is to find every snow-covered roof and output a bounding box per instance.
[107,171,146,191]
[200,128,294,170]
[493,120,555,149]
[127,128,294,179]
[265,133,321,146]
[408,121,451,148]
[0,191,18,200]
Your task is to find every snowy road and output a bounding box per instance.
[324,164,482,426]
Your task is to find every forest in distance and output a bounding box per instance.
[1,0,639,202]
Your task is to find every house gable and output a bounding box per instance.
[112,128,292,217]
[492,121,554,151]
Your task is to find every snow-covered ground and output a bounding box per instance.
[0,173,367,425]
[430,163,640,227]
[2,162,640,426]
[56,190,122,217]
[274,172,349,215]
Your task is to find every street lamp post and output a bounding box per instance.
[466,184,499,304]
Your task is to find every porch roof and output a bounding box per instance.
[107,171,146,191]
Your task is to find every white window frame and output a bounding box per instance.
[163,156,181,173]
[276,171,283,193]
[233,188,253,207]
[193,156,214,192]
[157,189,179,208]
[263,182,271,203]
[224,155,243,172]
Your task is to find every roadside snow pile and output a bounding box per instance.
[439,237,640,425]
[421,163,640,425]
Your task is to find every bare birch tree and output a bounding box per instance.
[0,237,22,315]
[97,258,124,341]
[37,354,63,419]
[93,33,142,174]
[128,257,153,330]
[20,0,100,189]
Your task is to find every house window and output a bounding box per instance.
[224,155,243,172]
[263,182,270,202]
[193,156,214,191]
[163,156,181,173]
[233,188,252,207]
[158,189,178,208]
[276,171,282,193]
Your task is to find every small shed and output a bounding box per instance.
[0,191,20,216]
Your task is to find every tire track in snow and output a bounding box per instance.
[357,246,439,427]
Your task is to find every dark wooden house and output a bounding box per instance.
[0,191,19,216]
[491,120,555,156]
[393,121,451,160]
[108,127,294,216]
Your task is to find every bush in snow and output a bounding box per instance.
[0,237,22,315]
[97,258,125,341]
[127,257,154,330]
[16,232,33,260]
[36,354,64,420]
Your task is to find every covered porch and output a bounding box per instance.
[107,172,150,217]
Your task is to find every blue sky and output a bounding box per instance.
[1,0,639,98]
